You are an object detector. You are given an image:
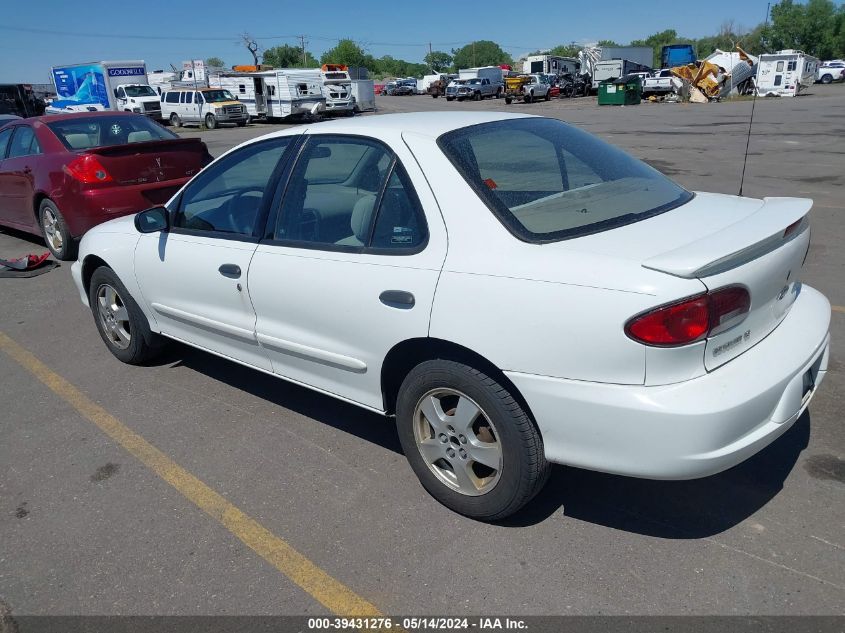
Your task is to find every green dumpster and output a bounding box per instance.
[597,74,642,106]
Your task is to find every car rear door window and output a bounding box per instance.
[7,126,41,158]
[165,92,179,103]
[273,135,427,252]
[0,127,12,158]
[173,136,293,237]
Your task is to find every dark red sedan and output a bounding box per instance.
[0,112,211,260]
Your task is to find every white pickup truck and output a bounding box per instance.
[816,60,845,83]
[642,69,683,95]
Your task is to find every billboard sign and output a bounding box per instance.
[51,64,110,109]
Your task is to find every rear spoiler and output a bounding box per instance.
[643,197,812,278]
[81,137,204,156]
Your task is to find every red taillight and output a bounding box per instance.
[64,154,113,184]
[626,286,750,347]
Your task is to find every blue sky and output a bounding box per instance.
[2,0,781,83]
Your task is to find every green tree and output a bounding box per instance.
[206,56,225,69]
[451,41,512,69]
[549,44,581,57]
[320,39,376,71]
[263,44,318,68]
[598,39,621,47]
[766,0,844,59]
[425,50,453,72]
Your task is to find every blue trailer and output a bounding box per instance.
[661,45,697,69]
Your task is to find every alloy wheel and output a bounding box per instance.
[42,207,63,252]
[412,388,503,496]
[96,284,132,350]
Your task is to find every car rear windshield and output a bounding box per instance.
[47,115,178,151]
[437,117,693,243]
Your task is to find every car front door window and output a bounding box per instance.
[174,136,293,238]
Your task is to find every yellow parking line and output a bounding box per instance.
[0,331,382,618]
[833,305,845,314]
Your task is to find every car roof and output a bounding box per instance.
[278,112,538,141]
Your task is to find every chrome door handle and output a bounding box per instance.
[379,290,415,309]
[218,263,241,278]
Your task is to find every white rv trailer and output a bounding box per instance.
[294,65,355,115]
[522,55,580,77]
[755,50,819,97]
[208,70,325,119]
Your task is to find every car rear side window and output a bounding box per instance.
[165,92,179,103]
[47,115,177,150]
[438,118,692,243]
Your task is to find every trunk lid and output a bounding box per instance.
[83,138,207,187]
[571,192,812,370]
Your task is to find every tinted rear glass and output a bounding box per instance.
[437,118,693,243]
[47,115,177,151]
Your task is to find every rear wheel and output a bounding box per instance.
[169,113,181,127]
[88,267,166,365]
[820,74,833,84]
[545,90,551,101]
[396,360,550,521]
[504,97,512,105]
[524,92,533,103]
[205,113,218,129]
[38,199,76,261]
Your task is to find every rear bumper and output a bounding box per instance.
[66,177,190,236]
[507,285,831,479]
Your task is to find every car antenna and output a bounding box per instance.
[737,86,757,197]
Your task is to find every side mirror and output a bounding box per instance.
[135,206,169,233]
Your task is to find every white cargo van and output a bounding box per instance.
[160,87,248,128]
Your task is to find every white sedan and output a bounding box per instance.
[71,112,830,520]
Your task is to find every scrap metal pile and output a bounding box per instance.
[649,46,758,103]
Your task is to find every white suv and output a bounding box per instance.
[160,88,248,129]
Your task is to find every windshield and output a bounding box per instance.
[438,118,693,243]
[47,115,178,150]
[202,90,235,103]
[123,85,156,97]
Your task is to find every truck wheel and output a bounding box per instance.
[473,91,482,101]
[396,359,550,521]
[205,113,218,129]
[524,93,533,104]
[495,88,502,99]
[169,113,181,127]
[820,74,833,84]
[545,91,551,101]
[446,97,454,101]
[236,120,247,127]
[504,97,512,105]
[432,94,439,98]
[39,199,76,261]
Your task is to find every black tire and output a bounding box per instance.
[169,113,181,127]
[524,92,533,104]
[545,91,551,101]
[38,199,77,261]
[205,113,218,129]
[432,94,439,98]
[473,91,482,101]
[396,360,550,521]
[236,120,247,127]
[88,267,167,365]
[504,97,512,105]
[820,74,833,84]
[446,97,454,101]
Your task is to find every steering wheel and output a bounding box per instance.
[221,187,265,235]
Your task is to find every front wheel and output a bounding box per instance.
[432,94,439,98]
[88,267,167,365]
[169,113,181,127]
[524,93,533,103]
[396,360,550,521]
[39,199,76,261]
[205,113,218,129]
[504,97,512,105]
[236,119,247,127]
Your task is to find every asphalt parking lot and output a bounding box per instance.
[1,86,844,618]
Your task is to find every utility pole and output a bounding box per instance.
[300,35,308,67]
[473,41,476,67]
[428,41,433,70]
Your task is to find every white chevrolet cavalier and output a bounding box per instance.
[72,112,831,520]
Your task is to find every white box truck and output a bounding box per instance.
[50,60,162,119]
